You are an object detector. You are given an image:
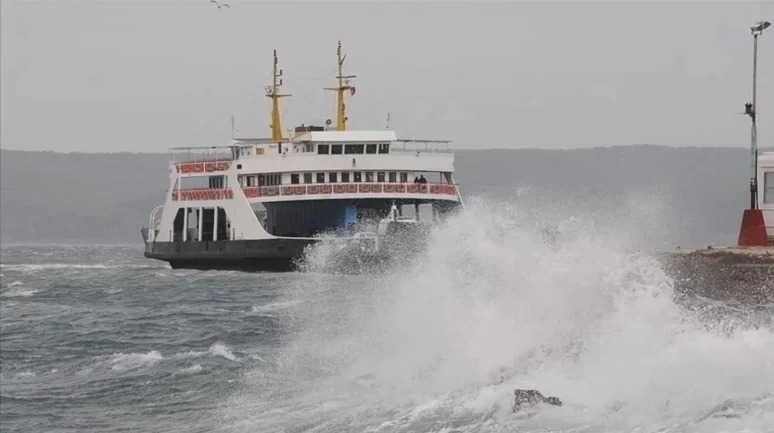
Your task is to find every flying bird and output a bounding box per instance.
[209,0,230,9]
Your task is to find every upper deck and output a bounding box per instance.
[170,129,456,176]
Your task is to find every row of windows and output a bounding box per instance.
[239,171,412,187]
[291,171,409,184]
[317,143,390,155]
[244,173,281,187]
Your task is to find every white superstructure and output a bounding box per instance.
[147,132,461,244]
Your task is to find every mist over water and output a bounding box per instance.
[225,198,774,433]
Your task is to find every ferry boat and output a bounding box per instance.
[141,42,464,271]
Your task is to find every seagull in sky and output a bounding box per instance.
[210,0,230,9]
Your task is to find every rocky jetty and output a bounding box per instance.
[658,247,774,305]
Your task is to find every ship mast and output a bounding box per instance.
[265,49,290,141]
[324,41,356,131]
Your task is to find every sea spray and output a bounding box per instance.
[225,198,774,432]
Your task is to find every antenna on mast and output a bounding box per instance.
[266,49,291,142]
[324,41,356,131]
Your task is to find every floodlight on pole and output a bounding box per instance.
[752,21,772,34]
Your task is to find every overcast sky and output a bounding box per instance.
[1,0,772,152]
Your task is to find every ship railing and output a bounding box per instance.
[171,188,234,201]
[228,140,453,159]
[168,145,237,164]
[242,182,459,199]
[391,139,453,154]
[166,183,459,202]
[149,205,164,229]
[145,205,165,242]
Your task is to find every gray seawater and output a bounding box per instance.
[2,208,774,433]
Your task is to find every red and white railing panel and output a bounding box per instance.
[241,182,457,199]
[172,188,234,201]
[176,160,232,174]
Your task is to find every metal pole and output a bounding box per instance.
[753,34,759,116]
[749,33,759,209]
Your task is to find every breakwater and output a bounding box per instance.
[658,247,774,305]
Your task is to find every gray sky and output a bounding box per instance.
[1,0,772,152]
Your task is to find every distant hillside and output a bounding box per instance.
[0,150,169,244]
[0,146,762,247]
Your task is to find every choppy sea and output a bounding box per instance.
[2,206,773,432]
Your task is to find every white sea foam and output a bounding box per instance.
[1,281,38,297]
[250,300,304,316]
[3,289,38,297]
[209,343,238,361]
[176,343,238,362]
[225,198,774,432]
[109,350,163,371]
[177,364,204,376]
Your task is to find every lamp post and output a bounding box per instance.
[738,20,771,247]
[746,20,771,210]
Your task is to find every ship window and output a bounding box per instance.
[378,143,390,154]
[257,175,265,186]
[353,172,362,182]
[317,144,330,155]
[389,172,397,182]
[331,144,343,155]
[342,172,350,182]
[216,207,229,241]
[345,144,364,154]
[365,172,374,182]
[291,174,300,184]
[201,208,215,241]
[329,172,338,183]
[765,172,774,204]
[366,144,377,154]
[209,176,224,189]
[400,172,408,183]
[377,172,385,182]
[304,173,313,184]
[316,173,325,183]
